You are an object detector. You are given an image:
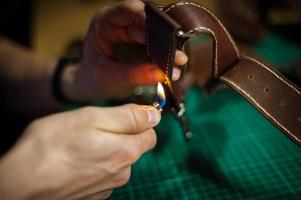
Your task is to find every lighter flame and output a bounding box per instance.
[157,82,165,101]
[154,82,166,110]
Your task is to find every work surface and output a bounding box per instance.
[110,88,301,199]
[108,32,301,199]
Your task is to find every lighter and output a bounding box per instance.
[153,82,166,112]
[153,82,193,140]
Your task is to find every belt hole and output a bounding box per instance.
[280,101,287,107]
[264,87,270,93]
[248,74,253,79]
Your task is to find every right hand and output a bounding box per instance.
[63,0,188,102]
[0,104,160,200]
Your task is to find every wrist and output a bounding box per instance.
[52,58,86,104]
[0,141,47,199]
[60,63,81,103]
[61,62,98,103]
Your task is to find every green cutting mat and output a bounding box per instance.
[109,88,301,200]
[103,31,301,199]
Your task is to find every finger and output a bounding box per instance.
[130,128,157,155]
[93,61,164,90]
[95,190,113,200]
[105,0,145,27]
[96,20,130,45]
[80,104,161,133]
[111,166,131,188]
[118,129,157,164]
[80,190,113,200]
[93,0,145,49]
[172,50,187,80]
[95,19,144,56]
[125,52,186,83]
[127,24,145,44]
[172,67,181,81]
[175,50,188,66]
[95,26,113,57]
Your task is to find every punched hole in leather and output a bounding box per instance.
[144,1,301,146]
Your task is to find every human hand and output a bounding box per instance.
[62,0,188,102]
[0,104,160,199]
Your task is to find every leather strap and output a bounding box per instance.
[144,1,301,146]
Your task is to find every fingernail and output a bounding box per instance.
[147,107,161,126]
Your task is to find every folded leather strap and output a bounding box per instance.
[144,1,301,146]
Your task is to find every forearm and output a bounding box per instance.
[0,36,64,116]
[0,135,57,200]
[0,148,35,199]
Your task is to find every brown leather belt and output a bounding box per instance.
[144,1,301,146]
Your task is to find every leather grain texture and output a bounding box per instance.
[144,1,301,146]
[145,1,180,81]
[164,2,240,76]
[221,56,301,144]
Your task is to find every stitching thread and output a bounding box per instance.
[146,10,172,80]
[243,56,301,94]
[186,27,218,77]
[164,2,240,58]
[161,1,301,143]
[145,14,150,58]
[220,75,301,144]
[162,1,301,95]
[166,33,173,78]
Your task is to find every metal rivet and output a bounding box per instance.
[264,87,270,93]
[298,117,301,122]
[186,131,193,139]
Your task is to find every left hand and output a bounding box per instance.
[0,104,160,200]
[62,0,188,102]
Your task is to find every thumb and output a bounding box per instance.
[89,104,161,134]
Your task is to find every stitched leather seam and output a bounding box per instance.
[243,56,301,94]
[220,76,301,143]
[164,2,240,58]
[186,27,218,77]
[145,14,150,58]
[160,2,300,143]
[146,9,172,79]
[166,33,172,78]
